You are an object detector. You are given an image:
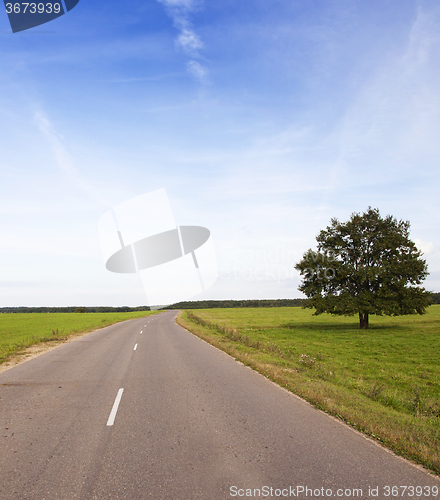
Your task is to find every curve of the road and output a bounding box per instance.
[0,311,438,499]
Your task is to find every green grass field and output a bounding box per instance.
[0,311,157,363]
[178,305,440,475]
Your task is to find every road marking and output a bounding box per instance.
[134,344,138,350]
[140,331,142,334]
[107,388,124,426]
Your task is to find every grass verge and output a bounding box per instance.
[177,306,440,476]
[0,311,157,364]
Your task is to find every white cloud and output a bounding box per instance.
[157,0,207,81]
[187,60,208,83]
[157,0,198,11]
[176,28,203,55]
[414,239,435,256]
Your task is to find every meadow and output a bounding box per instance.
[178,305,440,475]
[0,311,156,364]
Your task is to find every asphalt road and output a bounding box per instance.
[0,311,438,499]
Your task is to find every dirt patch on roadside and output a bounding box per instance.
[0,329,96,374]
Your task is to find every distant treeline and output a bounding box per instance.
[2,294,439,312]
[431,292,440,304]
[0,300,305,313]
[164,299,305,309]
[0,306,150,314]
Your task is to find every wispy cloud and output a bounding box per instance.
[187,60,208,83]
[331,4,440,193]
[157,0,208,83]
[176,28,203,56]
[34,110,109,207]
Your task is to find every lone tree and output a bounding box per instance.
[295,208,431,329]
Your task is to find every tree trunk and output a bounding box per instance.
[359,312,369,329]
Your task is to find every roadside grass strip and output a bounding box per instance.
[177,305,440,476]
[0,311,158,364]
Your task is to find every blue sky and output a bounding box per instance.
[1,0,439,306]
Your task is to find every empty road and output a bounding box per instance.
[0,311,438,499]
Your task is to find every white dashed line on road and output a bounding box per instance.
[107,388,124,426]
[134,344,138,350]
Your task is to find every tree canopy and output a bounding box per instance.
[295,208,431,329]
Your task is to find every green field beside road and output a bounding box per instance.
[178,305,440,475]
[0,311,156,364]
